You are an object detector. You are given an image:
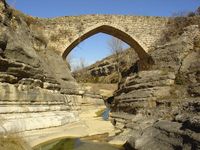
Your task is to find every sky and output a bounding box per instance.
[7,0,200,70]
[7,0,200,17]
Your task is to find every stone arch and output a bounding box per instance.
[62,23,152,61]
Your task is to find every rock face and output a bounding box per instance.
[73,48,139,83]
[0,1,81,133]
[124,99,200,150]
[1,1,200,149]
[108,25,200,149]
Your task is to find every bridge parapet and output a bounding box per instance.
[35,15,170,58]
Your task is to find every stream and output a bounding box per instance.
[102,108,110,120]
[33,138,124,150]
[33,108,121,150]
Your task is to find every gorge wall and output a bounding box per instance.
[73,48,139,83]
[109,25,200,149]
[0,1,81,133]
[0,0,171,133]
[72,22,200,149]
[0,1,200,149]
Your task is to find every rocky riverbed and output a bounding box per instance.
[0,0,200,150]
[108,25,200,149]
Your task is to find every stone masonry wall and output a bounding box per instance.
[33,15,170,58]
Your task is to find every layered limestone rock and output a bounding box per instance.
[0,82,81,133]
[73,48,139,83]
[124,99,200,150]
[113,70,175,114]
[1,1,200,149]
[0,1,110,134]
[0,1,81,133]
[108,25,200,149]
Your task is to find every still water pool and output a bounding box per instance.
[34,138,124,150]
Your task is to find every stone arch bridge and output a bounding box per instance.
[38,15,169,60]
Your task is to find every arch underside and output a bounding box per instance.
[62,25,150,60]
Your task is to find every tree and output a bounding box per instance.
[108,37,124,84]
[71,57,87,72]
[172,11,189,17]
[79,57,86,69]
[196,6,200,15]
[66,52,87,72]
[187,12,196,17]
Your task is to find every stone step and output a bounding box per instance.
[125,70,175,86]
[110,112,135,120]
[0,101,65,105]
[124,79,174,92]
[119,98,148,103]
[0,73,18,83]
[0,111,79,133]
[0,57,44,80]
[115,86,172,101]
[43,82,61,91]
[0,105,71,114]
[117,102,146,108]
[0,82,67,102]
[18,78,43,88]
[0,58,60,86]
[0,111,78,120]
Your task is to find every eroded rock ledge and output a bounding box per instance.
[108,25,200,149]
[0,1,200,149]
[0,0,82,133]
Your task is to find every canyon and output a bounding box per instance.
[0,0,200,149]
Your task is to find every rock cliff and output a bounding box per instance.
[109,24,200,149]
[73,48,139,83]
[0,1,200,149]
[0,0,81,133]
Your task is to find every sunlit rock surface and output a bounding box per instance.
[0,1,200,149]
[0,0,80,133]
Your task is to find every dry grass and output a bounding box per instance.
[10,8,40,27]
[0,117,31,150]
[0,133,31,150]
[5,7,48,49]
[160,16,200,44]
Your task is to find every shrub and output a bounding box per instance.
[188,12,196,17]
[161,16,200,44]
[11,8,39,27]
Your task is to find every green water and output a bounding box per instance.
[34,138,124,150]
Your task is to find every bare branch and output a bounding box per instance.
[107,37,124,84]
[108,37,124,55]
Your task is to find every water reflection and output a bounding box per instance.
[102,108,110,120]
[34,138,123,150]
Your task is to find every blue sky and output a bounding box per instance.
[7,0,200,69]
[7,0,200,17]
